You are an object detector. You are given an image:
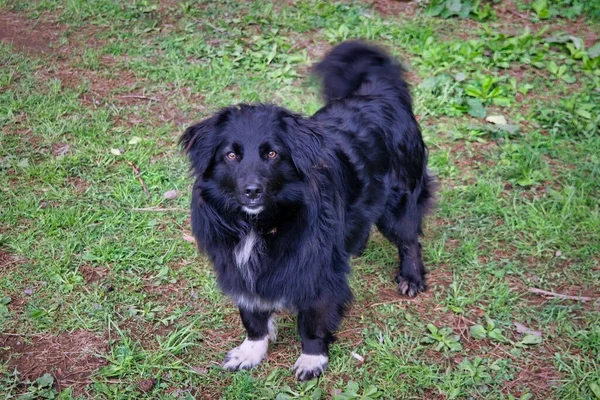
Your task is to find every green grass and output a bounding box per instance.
[1,0,599,399]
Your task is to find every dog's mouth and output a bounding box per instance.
[241,203,264,215]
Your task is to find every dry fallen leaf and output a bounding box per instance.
[129,136,142,145]
[53,143,70,156]
[486,115,507,125]
[514,322,542,337]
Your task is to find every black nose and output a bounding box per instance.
[244,184,263,200]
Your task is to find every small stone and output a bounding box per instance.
[163,189,178,199]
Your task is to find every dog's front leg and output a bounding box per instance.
[294,301,342,381]
[223,307,275,371]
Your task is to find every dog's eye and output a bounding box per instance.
[226,152,237,160]
[267,151,277,159]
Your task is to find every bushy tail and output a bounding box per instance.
[313,41,405,103]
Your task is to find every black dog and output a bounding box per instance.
[180,41,434,380]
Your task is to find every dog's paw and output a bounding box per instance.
[293,354,328,381]
[396,273,426,298]
[223,337,268,371]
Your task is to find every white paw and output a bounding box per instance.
[223,337,268,371]
[293,353,328,381]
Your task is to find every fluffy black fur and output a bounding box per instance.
[180,41,434,380]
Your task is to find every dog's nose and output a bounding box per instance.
[244,184,263,200]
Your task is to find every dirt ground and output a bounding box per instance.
[0,331,107,392]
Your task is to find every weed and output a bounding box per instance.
[531,0,600,20]
[423,0,498,21]
[421,324,463,352]
[16,374,57,400]
[470,316,511,343]
[464,74,512,106]
[274,379,323,400]
[535,91,600,138]
[332,381,381,399]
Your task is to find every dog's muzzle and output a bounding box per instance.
[240,182,265,215]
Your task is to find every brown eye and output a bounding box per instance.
[267,151,277,159]
[227,152,237,160]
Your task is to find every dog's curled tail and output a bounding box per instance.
[313,41,406,103]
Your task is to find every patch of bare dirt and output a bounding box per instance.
[142,281,191,316]
[559,17,599,48]
[41,63,144,106]
[0,330,107,393]
[6,294,29,315]
[79,264,108,284]
[493,0,538,29]
[504,363,560,398]
[369,0,419,17]
[63,176,90,194]
[0,249,18,269]
[554,284,600,300]
[0,12,62,54]
[117,318,173,352]
[42,60,201,126]
[1,8,205,127]
[119,272,216,348]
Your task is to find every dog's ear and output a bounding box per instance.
[279,113,323,178]
[180,109,231,177]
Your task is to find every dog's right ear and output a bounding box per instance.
[179,109,231,177]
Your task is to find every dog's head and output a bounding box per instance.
[180,104,322,217]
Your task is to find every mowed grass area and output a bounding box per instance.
[1,0,599,398]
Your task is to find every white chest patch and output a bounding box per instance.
[234,229,258,268]
[233,229,265,292]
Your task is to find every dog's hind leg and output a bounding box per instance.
[223,307,274,371]
[377,176,434,297]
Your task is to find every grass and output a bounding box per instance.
[1,0,599,398]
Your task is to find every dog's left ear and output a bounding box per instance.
[180,109,231,177]
[279,114,323,178]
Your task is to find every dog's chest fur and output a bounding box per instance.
[233,229,265,291]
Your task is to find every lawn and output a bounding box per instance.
[1,0,599,398]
